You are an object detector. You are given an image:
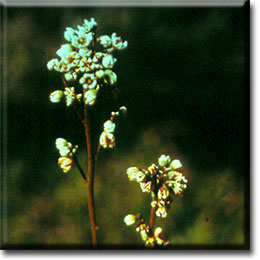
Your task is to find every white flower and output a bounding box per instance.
[56,44,73,58]
[157,185,170,200]
[55,138,67,150]
[158,154,171,167]
[136,171,146,182]
[71,31,93,49]
[140,230,148,242]
[111,32,128,50]
[47,58,59,71]
[79,48,92,57]
[98,35,111,48]
[58,157,73,173]
[102,54,117,69]
[103,120,116,133]
[49,90,63,103]
[99,131,115,148]
[64,27,75,42]
[64,71,77,82]
[124,214,136,226]
[104,70,117,85]
[156,206,167,218]
[139,181,152,193]
[84,89,97,105]
[95,70,104,78]
[64,87,76,106]
[83,17,97,32]
[170,159,182,170]
[154,227,163,238]
[80,73,97,89]
[126,167,139,181]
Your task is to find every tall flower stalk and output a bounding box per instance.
[47,18,127,248]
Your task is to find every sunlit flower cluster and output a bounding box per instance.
[126,155,187,218]
[47,18,127,106]
[124,214,169,247]
[56,138,78,173]
[99,106,127,149]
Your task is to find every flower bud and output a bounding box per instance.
[49,90,63,103]
[124,214,136,226]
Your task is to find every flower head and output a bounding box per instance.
[49,90,63,103]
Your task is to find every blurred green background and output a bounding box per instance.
[2,6,249,249]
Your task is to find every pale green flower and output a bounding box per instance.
[47,58,59,71]
[158,154,171,167]
[139,181,152,193]
[98,35,111,48]
[56,44,73,58]
[80,73,97,89]
[59,146,71,157]
[170,159,182,170]
[58,157,73,173]
[49,90,63,103]
[102,54,117,69]
[84,89,97,105]
[103,120,116,133]
[104,70,117,85]
[140,230,148,242]
[124,214,136,226]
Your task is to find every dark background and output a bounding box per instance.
[2,5,249,248]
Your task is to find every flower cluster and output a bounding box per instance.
[56,138,78,173]
[124,214,169,247]
[99,106,127,149]
[47,18,127,106]
[126,155,187,218]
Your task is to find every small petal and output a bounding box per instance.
[102,54,117,69]
[104,70,117,85]
[56,44,73,58]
